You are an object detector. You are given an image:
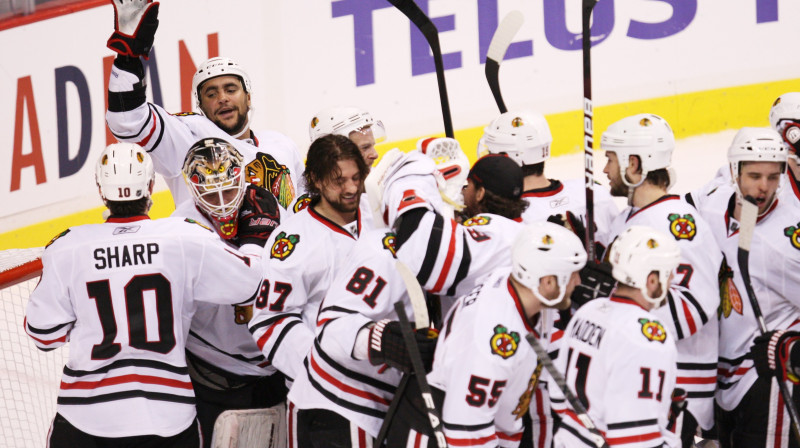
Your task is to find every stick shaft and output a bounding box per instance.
[582,0,598,261]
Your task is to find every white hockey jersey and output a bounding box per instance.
[552,296,679,448]
[172,200,281,377]
[426,269,553,448]
[24,216,262,438]
[288,228,420,437]
[521,179,618,231]
[598,195,722,430]
[248,204,363,382]
[692,184,800,411]
[106,64,305,209]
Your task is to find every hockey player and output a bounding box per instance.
[24,143,264,447]
[479,110,618,228]
[768,92,800,204]
[170,137,285,446]
[248,134,370,385]
[552,225,681,448]
[597,114,722,445]
[104,0,304,209]
[690,127,800,447]
[385,222,587,448]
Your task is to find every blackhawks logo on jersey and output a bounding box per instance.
[784,223,800,250]
[512,361,542,420]
[382,232,397,257]
[293,194,312,213]
[173,111,200,116]
[667,213,696,241]
[490,324,520,359]
[270,231,300,260]
[718,256,743,318]
[45,228,71,248]
[245,153,295,209]
[638,318,667,343]
[463,216,491,227]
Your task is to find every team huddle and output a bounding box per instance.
[20,1,800,448]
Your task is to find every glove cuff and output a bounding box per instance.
[367,319,391,367]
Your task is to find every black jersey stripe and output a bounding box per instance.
[607,418,658,430]
[417,214,445,286]
[681,289,708,325]
[313,341,396,393]
[666,291,684,339]
[248,313,302,334]
[442,420,494,431]
[676,362,718,371]
[304,358,387,419]
[58,390,195,406]
[558,420,601,447]
[446,234,472,297]
[266,320,302,362]
[63,359,188,377]
[26,321,73,335]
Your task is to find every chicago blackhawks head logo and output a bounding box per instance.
[382,232,397,257]
[490,324,520,359]
[245,153,295,209]
[667,213,697,241]
[638,318,667,343]
[270,231,300,260]
[718,256,743,318]
[784,223,800,251]
[463,216,491,227]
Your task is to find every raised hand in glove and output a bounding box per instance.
[548,211,605,260]
[750,330,800,383]
[107,0,160,59]
[570,261,616,307]
[234,185,281,248]
[368,319,438,373]
[779,121,800,155]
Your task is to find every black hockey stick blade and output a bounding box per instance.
[388,0,454,138]
[395,302,447,447]
[582,0,598,262]
[484,10,524,114]
[736,195,800,440]
[524,332,609,448]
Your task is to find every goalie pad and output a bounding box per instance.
[107,0,160,59]
[211,403,287,448]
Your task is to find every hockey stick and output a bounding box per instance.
[582,0,598,261]
[737,195,800,440]
[395,301,447,448]
[484,10,524,114]
[524,333,609,448]
[375,261,431,446]
[388,0,454,138]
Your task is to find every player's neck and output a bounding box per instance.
[314,200,358,228]
[615,284,653,310]
[523,175,550,191]
[631,183,667,208]
[510,276,542,319]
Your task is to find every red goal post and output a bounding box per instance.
[1,247,69,448]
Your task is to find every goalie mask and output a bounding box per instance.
[308,106,386,144]
[417,137,470,217]
[478,110,552,166]
[727,127,788,210]
[96,143,155,203]
[183,137,247,239]
[601,113,676,189]
[511,222,587,307]
[609,225,680,308]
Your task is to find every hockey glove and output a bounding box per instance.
[107,0,160,60]
[750,330,800,383]
[234,185,281,248]
[547,211,604,261]
[570,261,616,307]
[368,319,438,373]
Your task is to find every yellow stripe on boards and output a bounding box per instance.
[4,78,799,250]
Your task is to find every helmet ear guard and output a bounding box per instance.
[182,137,247,239]
[511,222,587,307]
[601,113,675,189]
[609,225,681,308]
[478,110,552,166]
[96,142,155,203]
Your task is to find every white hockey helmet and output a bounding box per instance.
[478,111,553,166]
[182,137,247,239]
[95,143,155,202]
[609,225,680,308]
[511,222,587,307]
[192,57,252,109]
[601,113,675,188]
[417,137,470,215]
[308,106,387,144]
[727,127,788,198]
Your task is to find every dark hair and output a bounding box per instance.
[106,197,150,217]
[521,162,545,177]
[304,134,369,197]
[644,168,671,189]
[479,189,528,220]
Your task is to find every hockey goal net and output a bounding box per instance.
[1,248,69,448]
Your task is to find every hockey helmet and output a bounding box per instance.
[96,143,155,202]
[609,225,680,308]
[601,114,675,188]
[478,110,552,166]
[511,222,587,307]
[308,106,386,144]
[192,57,252,109]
